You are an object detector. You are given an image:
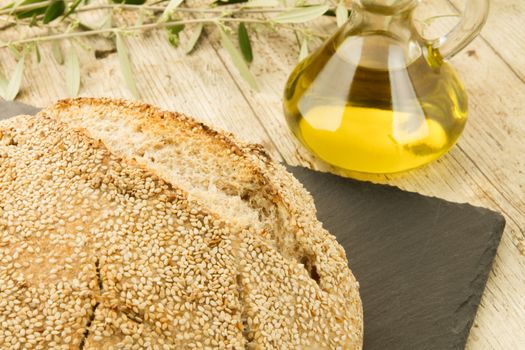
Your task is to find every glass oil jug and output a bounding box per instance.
[283,0,489,174]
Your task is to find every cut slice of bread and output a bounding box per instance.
[39,98,363,349]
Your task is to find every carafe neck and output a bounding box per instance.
[352,2,415,38]
[354,0,419,15]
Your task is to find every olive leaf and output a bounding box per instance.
[51,39,64,65]
[237,22,253,63]
[218,26,258,91]
[161,0,183,21]
[32,43,41,63]
[243,0,279,7]
[29,12,38,25]
[8,45,23,60]
[134,8,144,26]
[116,33,139,98]
[3,56,25,101]
[65,44,80,97]
[166,23,185,48]
[99,13,112,30]
[185,23,203,54]
[336,1,347,27]
[62,0,82,21]
[112,0,146,4]
[0,71,8,98]
[273,5,329,24]
[214,0,248,6]
[43,0,65,24]
[14,0,48,19]
[298,38,308,61]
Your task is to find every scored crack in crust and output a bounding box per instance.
[0,99,363,349]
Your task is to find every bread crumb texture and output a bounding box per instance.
[0,99,363,350]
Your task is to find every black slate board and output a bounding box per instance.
[1,101,505,349]
[288,166,505,350]
[0,100,40,118]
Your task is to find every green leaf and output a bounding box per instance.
[134,8,144,26]
[65,44,80,97]
[237,23,253,63]
[166,23,185,48]
[0,70,8,98]
[29,13,38,26]
[243,0,279,7]
[273,5,329,24]
[218,26,258,91]
[34,43,41,63]
[8,45,22,60]
[4,56,25,101]
[298,38,308,61]
[185,23,203,54]
[112,0,145,4]
[51,39,64,65]
[336,1,348,27]
[15,0,47,19]
[62,0,82,21]
[161,0,183,21]
[98,13,112,30]
[43,0,64,23]
[115,33,139,99]
[214,0,247,6]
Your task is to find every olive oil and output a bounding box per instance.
[283,32,468,174]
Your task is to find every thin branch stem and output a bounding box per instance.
[0,22,15,30]
[0,16,326,48]
[0,18,212,47]
[0,1,52,16]
[0,2,293,16]
[0,16,20,25]
[75,3,290,13]
[0,12,65,29]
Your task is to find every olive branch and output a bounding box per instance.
[0,0,351,100]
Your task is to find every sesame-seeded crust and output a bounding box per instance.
[1,115,247,349]
[38,98,363,349]
[0,115,100,349]
[238,144,364,347]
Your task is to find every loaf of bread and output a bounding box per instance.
[0,98,363,349]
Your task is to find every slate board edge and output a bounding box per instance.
[453,216,506,348]
[288,165,507,223]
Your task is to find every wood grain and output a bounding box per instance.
[449,0,525,82]
[0,0,524,348]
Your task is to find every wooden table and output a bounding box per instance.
[1,0,524,348]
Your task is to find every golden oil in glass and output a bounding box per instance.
[283,29,468,174]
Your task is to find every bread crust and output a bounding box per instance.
[35,98,363,349]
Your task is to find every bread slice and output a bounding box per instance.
[42,98,363,348]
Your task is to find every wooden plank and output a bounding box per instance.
[449,0,525,82]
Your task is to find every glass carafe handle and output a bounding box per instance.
[432,0,489,59]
